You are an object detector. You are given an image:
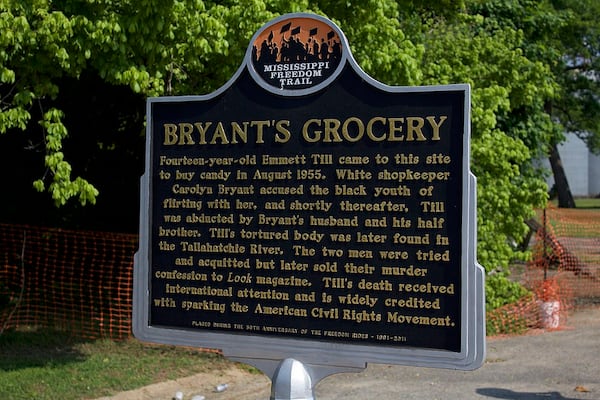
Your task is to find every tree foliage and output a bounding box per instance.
[547,0,600,152]
[470,0,600,208]
[2,0,596,308]
[395,5,552,308]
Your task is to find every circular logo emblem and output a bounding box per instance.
[247,14,346,96]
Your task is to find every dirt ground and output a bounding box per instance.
[95,306,600,400]
[93,364,271,400]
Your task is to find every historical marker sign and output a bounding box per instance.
[134,13,485,371]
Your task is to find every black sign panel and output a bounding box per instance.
[135,13,484,370]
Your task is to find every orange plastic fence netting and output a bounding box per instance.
[489,205,600,334]
[1,206,599,340]
[0,223,137,340]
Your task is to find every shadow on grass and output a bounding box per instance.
[0,327,89,371]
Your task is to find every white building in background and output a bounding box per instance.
[545,133,600,197]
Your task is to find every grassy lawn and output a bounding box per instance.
[550,197,600,209]
[541,198,600,238]
[0,327,229,400]
[573,197,600,209]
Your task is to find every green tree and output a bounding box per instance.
[470,0,600,207]
[395,7,552,308]
[547,0,600,206]
[553,0,600,151]
[0,0,258,205]
[1,0,575,309]
[1,0,417,204]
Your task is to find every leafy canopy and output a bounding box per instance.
[3,0,594,309]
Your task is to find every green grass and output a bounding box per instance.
[0,327,229,400]
[573,197,600,209]
[541,198,600,238]
[550,197,600,209]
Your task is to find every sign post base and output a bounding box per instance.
[229,356,365,400]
